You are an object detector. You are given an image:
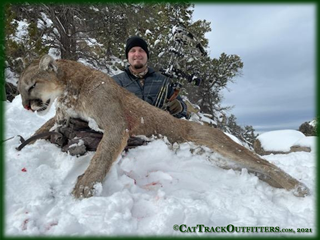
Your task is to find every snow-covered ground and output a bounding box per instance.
[4,95,316,236]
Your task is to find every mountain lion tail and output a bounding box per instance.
[182,121,310,197]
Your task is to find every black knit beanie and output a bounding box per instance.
[125,36,149,59]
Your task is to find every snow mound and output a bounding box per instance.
[257,130,306,152]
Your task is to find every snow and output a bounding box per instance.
[85,38,103,47]
[188,112,217,127]
[5,68,18,85]
[294,137,316,150]
[158,52,165,58]
[257,130,315,152]
[154,39,161,46]
[224,133,244,146]
[87,117,104,133]
[4,96,316,236]
[10,20,29,43]
[38,12,53,29]
[145,29,152,35]
[309,119,316,127]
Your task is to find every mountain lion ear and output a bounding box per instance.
[39,55,58,73]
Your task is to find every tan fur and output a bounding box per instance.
[18,55,310,198]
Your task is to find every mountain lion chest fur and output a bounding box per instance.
[17,55,310,198]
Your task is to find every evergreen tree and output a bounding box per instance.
[242,125,258,148]
[4,3,257,143]
[5,4,49,74]
[184,53,243,126]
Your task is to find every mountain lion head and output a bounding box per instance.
[18,55,63,115]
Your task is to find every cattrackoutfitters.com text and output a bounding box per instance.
[173,224,299,234]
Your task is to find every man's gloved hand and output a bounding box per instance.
[166,99,183,116]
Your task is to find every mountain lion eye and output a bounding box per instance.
[28,83,37,92]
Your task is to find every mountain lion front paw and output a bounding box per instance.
[72,173,102,198]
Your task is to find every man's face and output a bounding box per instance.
[128,46,148,70]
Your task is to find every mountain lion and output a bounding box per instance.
[17,55,310,198]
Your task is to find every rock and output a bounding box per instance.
[290,145,311,153]
[253,139,289,155]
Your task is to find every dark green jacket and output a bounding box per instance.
[112,67,187,118]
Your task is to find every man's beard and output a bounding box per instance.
[132,63,144,69]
